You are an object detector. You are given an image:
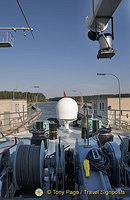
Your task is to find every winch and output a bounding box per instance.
[0,133,129,200]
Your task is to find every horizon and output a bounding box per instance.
[0,90,130,99]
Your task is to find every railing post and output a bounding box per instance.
[0,121,2,134]
[115,110,116,125]
[7,32,8,42]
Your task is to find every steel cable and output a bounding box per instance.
[16,0,34,38]
[86,148,110,176]
[15,145,41,188]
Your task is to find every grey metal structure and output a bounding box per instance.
[0,0,34,47]
[86,0,123,59]
[0,27,33,47]
[76,143,114,200]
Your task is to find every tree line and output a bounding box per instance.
[0,91,46,102]
[49,93,130,103]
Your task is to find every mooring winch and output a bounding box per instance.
[0,134,130,199]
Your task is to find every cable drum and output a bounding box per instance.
[13,143,44,189]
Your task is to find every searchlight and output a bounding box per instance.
[86,0,122,59]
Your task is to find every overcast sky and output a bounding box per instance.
[0,0,129,98]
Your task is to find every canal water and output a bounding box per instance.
[37,102,57,120]
[36,102,128,144]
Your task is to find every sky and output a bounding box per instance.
[0,0,130,98]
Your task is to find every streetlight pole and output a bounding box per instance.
[97,73,121,128]
[72,90,84,105]
[13,88,17,100]
[26,86,39,103]
[72,90,86,116]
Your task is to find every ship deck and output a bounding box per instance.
[0,127,129,199]
[0,127,129,154]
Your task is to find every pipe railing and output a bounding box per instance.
[0,107,42,135]
[93,108,130,129]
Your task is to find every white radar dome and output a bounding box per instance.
[56,98,78,121]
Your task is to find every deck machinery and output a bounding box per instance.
[0,130,129,200]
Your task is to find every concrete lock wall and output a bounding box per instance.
[92,97,130,127]
[12,100,27,126]
[92,98,108,124]
[0,100,12,128]
[0,100,27,130]
[108,98,130,124]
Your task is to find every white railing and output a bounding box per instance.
[92,108,130,130]
[0,32,14,46]
[0,106,42,136]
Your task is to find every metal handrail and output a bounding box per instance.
[0,32,14,46]
[0,137,17,155]
[94,111,130,130]
[0,106,42,135]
